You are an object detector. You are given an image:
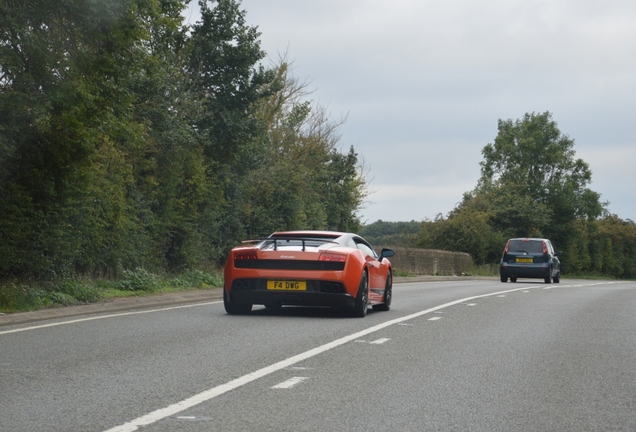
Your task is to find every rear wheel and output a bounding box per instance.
[510,277,517,283]
[223,289,252,315]
[553,272,560,284]
[373,269,392,312]
[500,275,507,283]
[352,271,368,318]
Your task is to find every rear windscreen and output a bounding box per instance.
[508,240,543,254]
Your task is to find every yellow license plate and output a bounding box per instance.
[267,280,307,291]
[516,257,533,263]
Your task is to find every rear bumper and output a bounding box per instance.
[500,263,552,279]
[230,289,355,308]
[227,278,355,308]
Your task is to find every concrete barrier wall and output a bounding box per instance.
[378,246,473,276]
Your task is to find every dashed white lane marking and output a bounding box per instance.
[369,338,390,345]
[466,303,477,306]
[272,377,309,389]
[0,302,220,336]
[428,316,442,321]
[100,282,609,432]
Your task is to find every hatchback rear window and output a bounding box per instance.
[508,239,544,254]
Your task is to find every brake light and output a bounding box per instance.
[542,241,548,255]
[235,250,258,260]
[319,252,346,262]
[503,240,510,254]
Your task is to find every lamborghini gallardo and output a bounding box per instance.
[223,231,395,317]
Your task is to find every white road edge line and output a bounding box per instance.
[103,283,581,432]
[0,302,220,336]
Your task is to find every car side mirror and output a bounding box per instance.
[556,250,563,257]
[380,248,395,260]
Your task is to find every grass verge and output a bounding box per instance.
[0,268,223,314]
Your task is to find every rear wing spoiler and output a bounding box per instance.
[242,237,338,251]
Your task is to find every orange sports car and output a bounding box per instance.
[223,231,395,317]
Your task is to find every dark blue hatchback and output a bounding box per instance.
[500,238,561,283]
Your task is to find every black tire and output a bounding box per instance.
[544,275,552,284]
[510,277,517,283]
[352,271,369,318]
[223,289,252,315]
[553,273,560,284]
[373,269,392,312]
[500,275,507,283]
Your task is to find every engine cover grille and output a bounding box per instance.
[234,259,345,271]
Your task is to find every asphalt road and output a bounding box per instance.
[1,278,635,432]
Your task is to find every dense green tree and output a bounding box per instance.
[358,220,421,246]
[417,209,505,265]
[593,215,636,278]
[0,0,165,277]
[458,187,552,240]
[0,0,370,280]
[184,0,277,257]
[477,111,604,244]
[239,60,366,237]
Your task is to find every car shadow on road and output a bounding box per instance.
[242,306,379,319]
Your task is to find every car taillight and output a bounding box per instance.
[542,241,548,255]
[235,250,258,260]
[319,252,346,262]
[503,240,510,254]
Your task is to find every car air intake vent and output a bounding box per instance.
[234,259,345,271]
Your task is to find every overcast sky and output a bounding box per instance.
[184,0,636,224]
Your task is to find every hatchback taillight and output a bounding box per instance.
[503,240,510,254]
[542,241,548,255]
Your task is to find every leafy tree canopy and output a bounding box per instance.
[477,111,605,223]
[0,0,369,279]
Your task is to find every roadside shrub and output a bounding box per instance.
[0,282,52,312]
[46,291,79,306]
[117,268,161,292]
[172,269,222,288]
[51,279,102,303]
